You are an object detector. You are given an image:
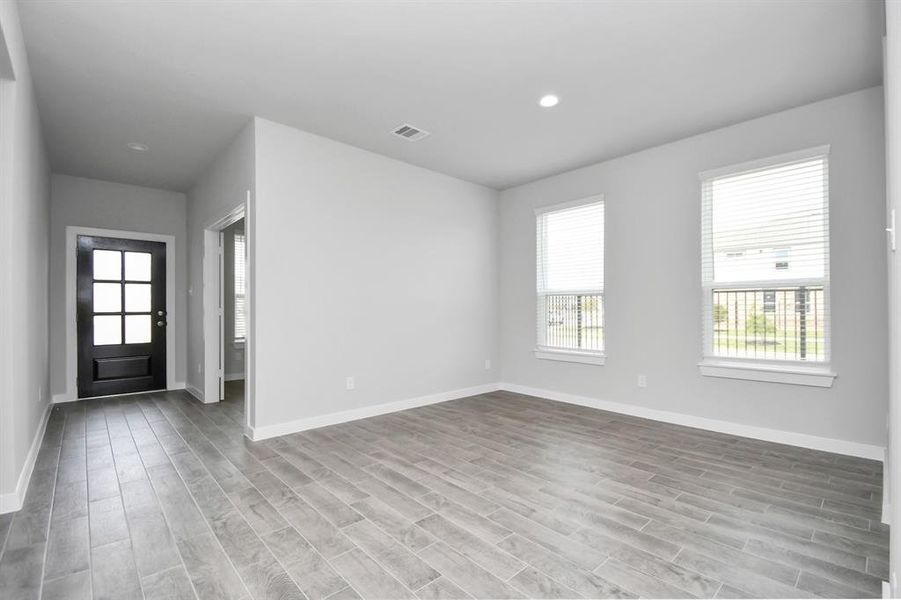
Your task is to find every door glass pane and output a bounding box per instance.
[125,315,152,344]
[93,250,121,280]
[125,284,151,312]
[94,315,121,345]
[124,252,152,281]
[93,283,121,312]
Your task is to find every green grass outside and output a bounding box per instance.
[713,329,826,359]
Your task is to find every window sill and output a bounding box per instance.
[534,349,606,366]
[698,359,836,388]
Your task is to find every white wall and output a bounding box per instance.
[186,122,255,397]
[0,0,51,507]
[223,219,246,379]
[48,174,188,398]
[253,117,497,430]
[499,87,887,449]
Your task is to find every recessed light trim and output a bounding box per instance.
[538,94,559,108]
[127,142,149,152]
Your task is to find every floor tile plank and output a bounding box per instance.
[343,519,440,591]
[331,547,416,599]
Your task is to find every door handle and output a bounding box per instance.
[156,320,167,327]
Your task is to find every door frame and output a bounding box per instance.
[885,1,901,596]
[63,226,177,402]
[202,202,248,408]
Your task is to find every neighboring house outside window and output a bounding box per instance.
[535,196,605,366]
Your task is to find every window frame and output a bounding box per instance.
[534,195,606,366]
[698,146,835,386]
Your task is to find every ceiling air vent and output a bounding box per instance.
[391,123,430,142]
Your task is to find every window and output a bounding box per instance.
[535,196,605,365]
[234,232,246,342]
[700,146,834,386]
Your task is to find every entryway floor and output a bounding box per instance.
[0,388,889,599]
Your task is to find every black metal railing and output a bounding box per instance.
[711,286,825,361]
[544,294,604,351]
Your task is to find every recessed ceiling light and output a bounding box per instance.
[538,94,559,108]
[127,142,149,152]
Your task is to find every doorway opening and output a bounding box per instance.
[201,200,252,435]
[221,219,246,409]
[64,226,177,403]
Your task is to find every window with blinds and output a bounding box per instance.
[701,147,830,364]
[234,232,246,342]
[536,197,605,358]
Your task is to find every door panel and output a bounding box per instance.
[77,236,167,398]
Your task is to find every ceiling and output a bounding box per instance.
[18,0,883,192]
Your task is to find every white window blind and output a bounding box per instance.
[701,147,829,364]
[234,232,246,341]
[536,197,605,355]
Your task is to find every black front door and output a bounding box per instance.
[77,235,167,398]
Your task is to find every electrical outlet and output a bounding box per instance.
[638,375,648,388]
[484,359,492,370]
[346,376,355,390]
[197,363,202,374]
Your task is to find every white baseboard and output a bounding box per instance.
[498,382,886,462]
[245,380,885,461]
[52,392,75,404]
[171,381,186,390]
[185,383,204,403]
[224,373,245,382]
[0,402,52,514]
[247,383,498,441]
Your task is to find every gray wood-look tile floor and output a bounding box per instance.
[0,382,889,599]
